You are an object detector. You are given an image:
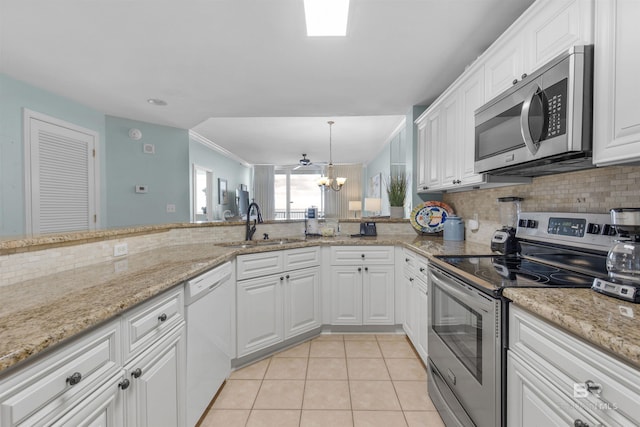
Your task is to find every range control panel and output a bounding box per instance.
[516,212,617,251]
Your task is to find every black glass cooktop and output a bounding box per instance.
[436,255,597,290]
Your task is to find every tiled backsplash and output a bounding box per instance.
[443,165,640,244]
[0,220,415,287]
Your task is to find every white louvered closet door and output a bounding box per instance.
[26,114,97,235]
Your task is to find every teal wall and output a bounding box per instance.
[0,73,106,237]
[189,138,251,219]
[105,117,190,227]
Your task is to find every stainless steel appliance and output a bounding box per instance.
[185,262,233,427]
[474,45,593,177]
[428,212,616,427]
[592,208,640,302]
[490,197,522,254]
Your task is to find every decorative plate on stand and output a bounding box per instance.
[410,201,454,234]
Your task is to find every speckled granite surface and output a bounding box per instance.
[503,288,640,369]
[2,234,469,374]
[3,230,638,377]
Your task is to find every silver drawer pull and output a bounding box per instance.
[66,372,82,386]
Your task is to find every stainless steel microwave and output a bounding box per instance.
[474,45,594,177]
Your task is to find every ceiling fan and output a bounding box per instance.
[293,154,312,170]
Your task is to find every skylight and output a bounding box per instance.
[304,0,350,37]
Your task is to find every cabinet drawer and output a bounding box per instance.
[416,257,429,283]
[283,246,320,271]
[509,306,640,425]
[236,251,284,281]
[122,287,184,361]
[330,246,394,265]
[0,322,120,427]
[401,250,417,275]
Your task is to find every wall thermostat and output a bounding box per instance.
[135,185,148,193]
[143,143,155,154]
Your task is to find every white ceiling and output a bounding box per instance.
[1,0,535,166]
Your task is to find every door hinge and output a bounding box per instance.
[94,214,97,223]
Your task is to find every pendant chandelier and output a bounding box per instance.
[317,120,347,192]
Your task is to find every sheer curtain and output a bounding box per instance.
[252,165,275,220]
[324,164,363,218]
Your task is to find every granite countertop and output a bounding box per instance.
[3,234,480,374]
[503,288,640,369]
[3,232,639,376]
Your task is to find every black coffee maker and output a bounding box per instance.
[491,197,523,255]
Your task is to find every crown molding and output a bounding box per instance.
[189,130,252,168]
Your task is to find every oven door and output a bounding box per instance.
[428,265,501,427]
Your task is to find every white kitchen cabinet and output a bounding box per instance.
[440,95,460,188]
[507,351,600,427]
[330,266,362,325]
[457,68,486,185]
[508,305,640,426]
[415,119,429,192]
[51,372,125,427]
[593,0,640,166]
[283,267,321,339]
[484,36,525,101]
[400,249,428,364]
[236,248,321,357]
[123,325,185,427]
[0,322,121,427]
[236,273,285,357]
[485,0,594,101]
[329,246,395,326]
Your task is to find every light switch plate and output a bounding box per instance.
[135,185,148,193]
[166,204,176,213]
[143,143,155,154]
[113,243,128,257]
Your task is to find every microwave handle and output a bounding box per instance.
[520,84,542,155]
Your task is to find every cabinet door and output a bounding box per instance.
[593,0,640,165]
[524,0,594,71]
[425,108,442,189]
[330,267,362,325]
[124,325,185,427]
[236,274,284,357]
[441,96,459,189]
[416,119,429,192]
[417,282,429,364]
[402,271,417,341]
[284,267,321,339]
[484,37,525,101]
[458,68,486,185]
[362,265,395,325]
[507,351,601,427]
[51,372,125,427]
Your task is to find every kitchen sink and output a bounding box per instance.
[219,238,304,249]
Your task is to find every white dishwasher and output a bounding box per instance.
[184,261,233,427]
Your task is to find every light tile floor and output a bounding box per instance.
[199,333,445,427]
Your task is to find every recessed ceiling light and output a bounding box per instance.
[304,0,350,37]
[147,98,167,106]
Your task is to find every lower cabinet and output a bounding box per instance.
[508,305,640,426]
[122,325,185,427]
[0,287,186,427]
[401,249,429,364]
[330,264,395,325]
[236,266,320,357]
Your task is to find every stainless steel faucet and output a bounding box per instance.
[245,202,264,241]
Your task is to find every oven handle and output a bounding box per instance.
[520,83,543,155]
[429,267,493,311]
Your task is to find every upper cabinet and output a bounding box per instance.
[416,0,594,193]
[593,0,640,166]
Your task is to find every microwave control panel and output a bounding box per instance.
[544,79,567,139]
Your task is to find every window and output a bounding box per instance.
[192,165,213,222]
[274,169,324,220]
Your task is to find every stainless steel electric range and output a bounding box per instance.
[427,212,617,427]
